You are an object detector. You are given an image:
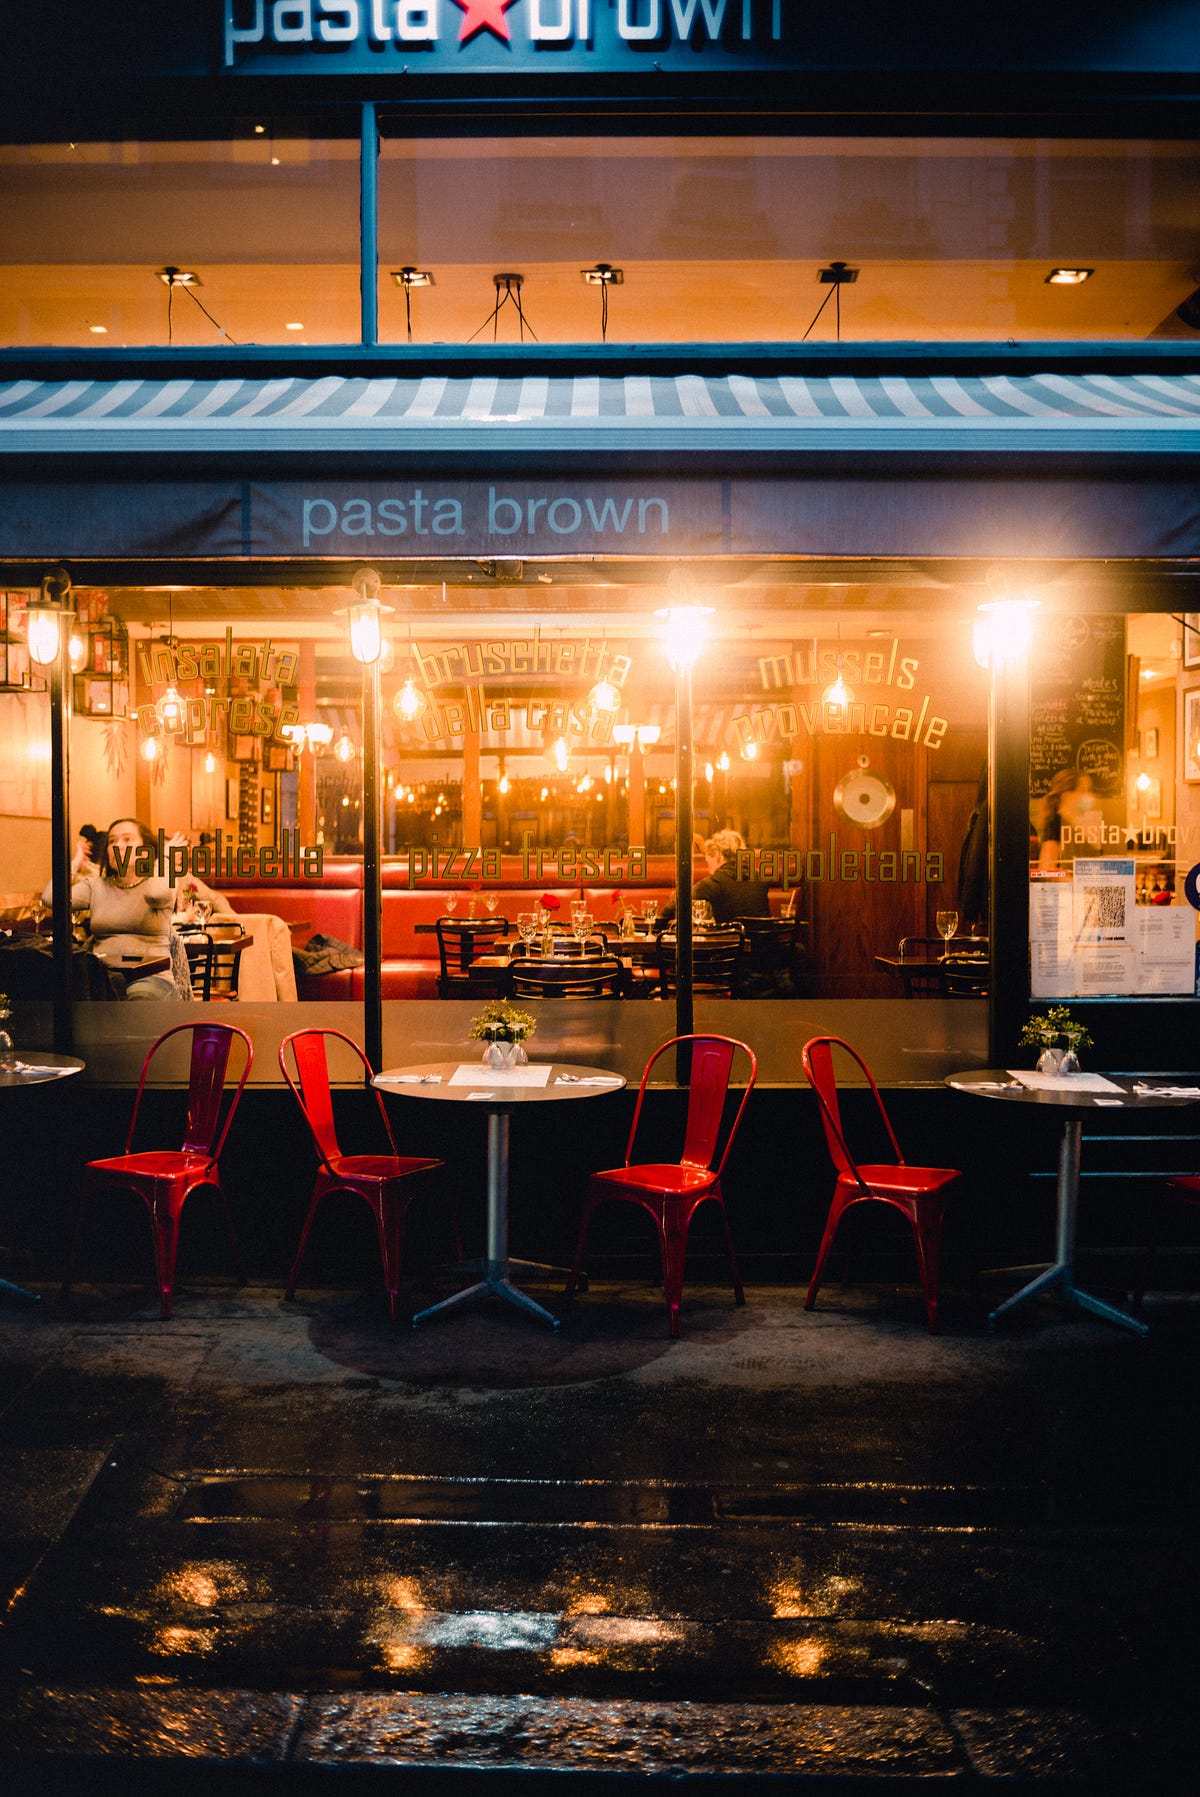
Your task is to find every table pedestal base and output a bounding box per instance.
[412,1268,561,1330]
[988,1261,1148,1337]
[988,1119,1148,1338]
[411,1112,562,1331]
[0,1274,39,1303]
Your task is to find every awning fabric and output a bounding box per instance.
[3,369,1200,456]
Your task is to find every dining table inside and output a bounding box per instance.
[0,1049,85,1300]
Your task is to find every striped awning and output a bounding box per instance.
[3,368,1200,456]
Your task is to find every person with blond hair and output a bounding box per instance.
[659,827,773,926]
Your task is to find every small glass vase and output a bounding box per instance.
[1036,1046,1065,1075]
[0,1025,16,1071]
[1058,1048,1081,1076]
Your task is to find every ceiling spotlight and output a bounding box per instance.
[88,324,108,335]
[285,321,304,331]
[581,263,624,286]
[1045,267,1094,285]
[390,268,435,288]
[156,267,201,287]
[818,261,858,284]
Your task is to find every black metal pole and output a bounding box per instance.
[48,627,73,1054]
[360,100,378,349]
[988,647,1031,1067]
[362,654,383,1072]
[674,658,694,1074]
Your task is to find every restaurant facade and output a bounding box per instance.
[1,0,1199,1101]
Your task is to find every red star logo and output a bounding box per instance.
[450,0,518,45]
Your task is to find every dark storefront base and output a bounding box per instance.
[8,1083,1200,1310]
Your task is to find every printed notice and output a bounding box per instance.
[1030,936,1078,998]
[1138,907,1197,995]
[1073,943,1138,995]
[1072,859,1136,944]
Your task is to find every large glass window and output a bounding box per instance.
[1028,610,1200,999]
[2,133,1197,347]
[0,127,360,348]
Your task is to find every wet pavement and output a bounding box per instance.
[0,1267,1197,1791]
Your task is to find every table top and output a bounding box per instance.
[94,947,171,980]
[374,1060,627,1109]
[946,1068,1200,1112]
[0,1050,85,1089]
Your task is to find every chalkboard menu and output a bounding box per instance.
[1030,615,1126,799]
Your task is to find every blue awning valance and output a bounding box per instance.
[3,368,1199,457]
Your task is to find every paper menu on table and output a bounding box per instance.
[448,1064,552,1088]
[1008,1070,1125,1094]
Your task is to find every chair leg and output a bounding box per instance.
[909,1204,944,1334]
[376,1198,407,1324]
[659,1211,688,1338]
[804,1199,847,1313]
[564,1199,595,1300]
[215,1179,244,1287]
[715,1196,746,1307]
[151,1202,181,1321]
[61,1190,88,1300]
[285,1193,323,1301]
[1130,1189,1166,1314]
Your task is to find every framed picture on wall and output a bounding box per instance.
[1142,727,1159,761]
[225,778,238,821]
[1143,777,1162,820]
[264,743,290,772]
[1183,614,1200,671]
[1185,689,1200,783]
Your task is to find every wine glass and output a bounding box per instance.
[517,910,538,951]
[485,892,499,916]
[28,894,48,936]
[641,898,657,928]
[194,898,213,928]
[572,911,594,951]
[570,899,588,926]
[444,892,458,914]
[935,909,959,955]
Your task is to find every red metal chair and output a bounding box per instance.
[1131,1175,1200,1312]
[801,1035,961,1333]
[279,1028,453,1322]
[65,1021,253,1320]
[566,1033,758,1337]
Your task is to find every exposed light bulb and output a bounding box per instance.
[204,751,216,774]
[498,773,510,794]
[821,672,854,712]
[334,733,356,763]
[158,685,185,733]
[716,751,730,772]
[588,677,621,712]
[140,736,160,761]
[394,677,425,720]
[552,736,570,772]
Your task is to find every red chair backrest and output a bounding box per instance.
[128,1022,254,1160]
[278,1028,397,1172]
[801,1035,904,1186]
[628,1034,758,1176]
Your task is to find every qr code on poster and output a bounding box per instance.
[1079,885,1126,933]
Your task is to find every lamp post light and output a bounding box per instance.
[657,603,712,1051]
[346,568,390,1071]
[31,568,75,1051]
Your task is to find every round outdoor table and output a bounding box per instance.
[373,1060,627,1330]
[946,1069,1200,1337]
[0,1051,85,1301]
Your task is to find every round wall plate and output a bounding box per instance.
[833,765,896,830]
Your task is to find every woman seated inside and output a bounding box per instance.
[658,828,773,927]
[47,817,190,1001]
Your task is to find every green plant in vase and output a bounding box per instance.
[468,1000,537,1068]
[1019,1005,1093,1075]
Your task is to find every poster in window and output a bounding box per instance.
[1183,614,1200,671]
[1142,727,1158,761]
[1185,689,1200,782]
